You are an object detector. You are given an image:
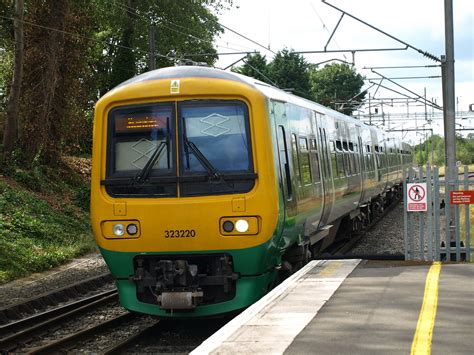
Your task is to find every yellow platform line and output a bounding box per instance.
[411,262,442,355]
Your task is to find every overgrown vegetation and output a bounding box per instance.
[0,157,94,283]
[0,0,231,282]
[413,133,474,166]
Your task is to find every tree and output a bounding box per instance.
[3,0,24,158]
[100,0,224,91]
[232,52,272,83]
[109,0,138,88]
[0,0,230,166]
[268,49,312,99]
[19,0,94,165]
[310,63,365,115]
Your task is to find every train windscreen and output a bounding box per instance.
[103,100,255,197]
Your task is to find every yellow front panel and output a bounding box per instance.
[91,76,279,253]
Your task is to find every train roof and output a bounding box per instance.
[116,66,399,143]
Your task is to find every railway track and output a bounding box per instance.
[24,312,161,354]
[0,272,113,324]
[0,289,119,352]
[320,196,405,260]
[0,272,229,353]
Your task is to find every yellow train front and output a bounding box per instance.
[91,67,283,317]
[91,66,412,317]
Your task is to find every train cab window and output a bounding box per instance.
[105,103,177,197]
[299,137,312,185]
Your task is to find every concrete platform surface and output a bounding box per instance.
[192,260,474,355]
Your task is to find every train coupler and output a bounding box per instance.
[157,290,204,310]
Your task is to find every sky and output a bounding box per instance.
[214,0,474,144]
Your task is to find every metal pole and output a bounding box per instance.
[368,92,372,125]
[442,0,457,244]
[434,166,441,261]
[427,164,433,261]
[464,166,471,261]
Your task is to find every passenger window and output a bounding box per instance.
[299,137,312,185]
[292,134,302,185]
[330,140,338,178]
[309,139,321,183]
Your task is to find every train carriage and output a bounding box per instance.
[91,66,412,317]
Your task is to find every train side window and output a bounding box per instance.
[309,139,321,183]
[353,143,360,173]
[342,141,351,175]
[330,140,339,178]
[291,133,302,186]
[299,137,312,185]
[335,140,345,177]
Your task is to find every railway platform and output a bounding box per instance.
[192,259,473,354]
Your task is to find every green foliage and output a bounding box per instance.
[413,134,474,166]
[91,0,224,93]
[232,52,366,107]
[0,178,95,283]
[309,63,365,115]
[232,53,271,83]
[268,49,312,99]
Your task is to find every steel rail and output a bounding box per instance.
[0,272,112,324]
[0,291,118,352]
[25,312,136,354]
[102,320,162,355]
[0,289,117,335]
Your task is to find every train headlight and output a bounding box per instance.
[126,223,138,235]
[223,220,234,233]
[102,220,140,239]
[220,217,259,235]
[235,219,249,233]
[113,223,125,236]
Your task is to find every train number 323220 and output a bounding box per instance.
[164,229,196,238]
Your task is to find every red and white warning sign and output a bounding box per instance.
[407,183,427,212]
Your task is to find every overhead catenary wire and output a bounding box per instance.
[218,23,277,55]
[110,1,261,60]
[0,14,177,62]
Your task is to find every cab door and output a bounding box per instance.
[315,112,334,226]
[272,100,297,218]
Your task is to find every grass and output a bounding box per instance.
[436,164,474,177]
[0,157,96,284]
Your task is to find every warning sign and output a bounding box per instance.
[450,190,474,205]
[170,80,180,94]
[407,183,427,212]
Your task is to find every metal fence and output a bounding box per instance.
[404,165,472,262]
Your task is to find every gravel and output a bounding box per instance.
[350,201,405,256]
[0,251,107,309]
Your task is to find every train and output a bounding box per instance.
[90,66,412,317]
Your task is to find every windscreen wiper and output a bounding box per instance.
[135,141,167,183]
[182,117,222,181]
[183,138,222,181]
